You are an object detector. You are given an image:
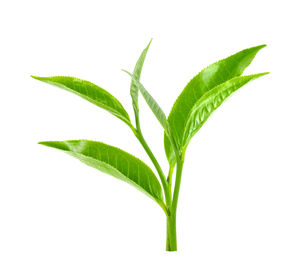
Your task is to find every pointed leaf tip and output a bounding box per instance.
[254,72,270,77]
[38,141,69,151]
[122,69,130,74]
[129,40,153,123]
[38,141,53,146]
[147,38,153,47]
[257,44,267,49]
[245,44,267,52]
[31,75,46,81]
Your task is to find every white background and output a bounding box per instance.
[1,0,299,258]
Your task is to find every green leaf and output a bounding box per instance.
[164,44,266,166]
[32,76,131,126]
[130,39,152,119]
[182,73,269,148]
[123,70,170,133]
[39,140,165,207]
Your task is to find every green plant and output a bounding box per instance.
[32,40,268,251]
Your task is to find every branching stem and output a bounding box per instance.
[131,108,184,252]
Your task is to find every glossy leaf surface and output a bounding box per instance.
[182,73,268,148]
[39,140,164,206]
[130,40,152,119]
[32,76,131,126]
[165,45,266,165]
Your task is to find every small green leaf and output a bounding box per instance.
[123,70,170,133]
[182,73,269,148]
[32,76,131,126]
[39,140,164,207]
[130,39,152,120]
[165,45,266,166]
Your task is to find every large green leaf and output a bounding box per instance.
[32,76,131,126]
[130,40,152,120]
[39,140,164,207]
[165,45,266,165]
[182,73,268,148]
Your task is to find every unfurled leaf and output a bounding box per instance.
[124,70,170,133]
[130,39,152,119]
[32,76,131,126]
[165,45,266,165]
[39,140,164,206]
[182,73,269,148]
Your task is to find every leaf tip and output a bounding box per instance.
[260,72,270,76]
[31,75,45,82]
[148,38,153,47]
[38,141,69,151]
[245,44,267,55]
[121,69,132,77]
[38,141,57,148]
[38,141,51,147]
[259,44,267,49]
[246,72,270,82]
[248,72,270,81]
[252,44,267,51]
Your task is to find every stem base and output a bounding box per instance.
[166,214,177,251]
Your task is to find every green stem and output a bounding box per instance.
[131,112,181,251]
[172,155,184,213]
[166,153,184,252]
[132,124,171,209]
[167,165,175,197]
[166,212,177,251]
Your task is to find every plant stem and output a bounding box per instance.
[132,113,182,251]
[132,124,171,209]
[166,212,177,251]
[167,165,174,198]
[172,155,184,213]
[165,154,185,251]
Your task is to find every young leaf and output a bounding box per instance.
[39,140,165,207]
[164,45,266,165]
[32,76,131,126]
[130,39,152,119]
[182,73,269,148]
[123,70,170,133]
